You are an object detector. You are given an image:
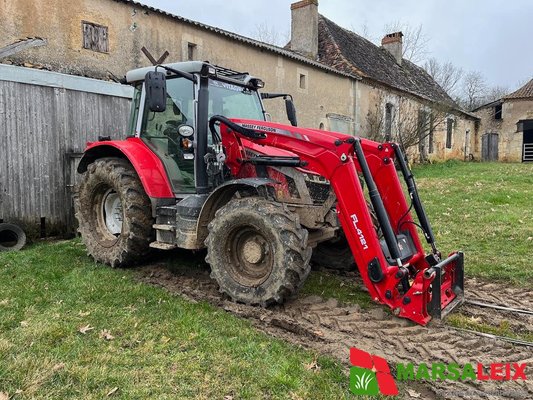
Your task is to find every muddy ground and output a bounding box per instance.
[135,257,533,400]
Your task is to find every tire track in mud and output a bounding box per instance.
[137,265,533,400]
[465,278,533,310]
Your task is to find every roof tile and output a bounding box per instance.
[503,79,533,99]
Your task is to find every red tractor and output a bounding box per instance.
[76,61,463,325]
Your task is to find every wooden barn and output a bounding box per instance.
[0,64,132,236]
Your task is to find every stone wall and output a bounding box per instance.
[0,0,355,130]
[356,81,477,162]
[475,99,533,161]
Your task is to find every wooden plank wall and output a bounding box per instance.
[0,68,132,237]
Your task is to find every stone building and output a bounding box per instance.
[307,10,479,161]
[0,0,478,160]
[473,79,533,162]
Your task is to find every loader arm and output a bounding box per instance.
[215,116,464,325]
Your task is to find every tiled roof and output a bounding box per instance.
[112,0,356,79]
[503,78,533,99]
[317,15,458,108]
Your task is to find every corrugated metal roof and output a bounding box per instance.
[0,63,133,98]
[113,0,359,80]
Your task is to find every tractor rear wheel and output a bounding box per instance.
[205,197,311,306]
[75,157,153,267]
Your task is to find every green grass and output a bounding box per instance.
[413,161,533,286]
[0,241,357,399]
[1,162,530,398]
[302,162,533,341]
[300,272,372,309]
[446,314,533,343]
[305,162,532,307]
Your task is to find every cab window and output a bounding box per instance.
[207,79,264,122]
[140,77,196,193]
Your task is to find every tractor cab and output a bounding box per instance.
[125,62,290,195]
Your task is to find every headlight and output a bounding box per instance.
[304,173,329,184]
[251,78,265,89]
[178,125,194,138]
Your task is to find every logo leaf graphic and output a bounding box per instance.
[354,371,374,391]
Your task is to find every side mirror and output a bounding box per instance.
[285,98,298,127]
[145,71,167,112]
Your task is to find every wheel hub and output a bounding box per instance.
[102,189,123,235]
[227,227,273,287]
[242,239,264,264]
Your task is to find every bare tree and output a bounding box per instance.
[484,85,509,103]
[364,92,452,162]
[383,21,430,64]
[424,58,464,97]
[461,71,487,110]
[251,22,289,47]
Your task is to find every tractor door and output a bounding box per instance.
[139,77,196,193]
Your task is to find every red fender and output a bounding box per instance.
[77,137,174,199]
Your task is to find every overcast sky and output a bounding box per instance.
[139,0,532,91]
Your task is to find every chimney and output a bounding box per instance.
[290,0,319,59]
[381,32,403,65]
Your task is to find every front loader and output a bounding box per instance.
[76,61,464,325]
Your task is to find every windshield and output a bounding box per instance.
[208,79,264,121]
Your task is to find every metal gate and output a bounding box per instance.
[481,133,499,161]
[523,129,533,162]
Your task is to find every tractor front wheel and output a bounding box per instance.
[75,157,153,267]
[205,197,311,306]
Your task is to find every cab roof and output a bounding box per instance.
[125,61,256,85]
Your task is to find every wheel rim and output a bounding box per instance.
[102,189,123,236]
[226,226,274,287]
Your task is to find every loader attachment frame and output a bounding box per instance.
[215,116,464,325]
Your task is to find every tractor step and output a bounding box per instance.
[153,224,176,231]
[149,241,177,250]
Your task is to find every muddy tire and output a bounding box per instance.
[0,223,26,252]
[75,157,153,267]
[311,235,355,271]
[205,197,312,306]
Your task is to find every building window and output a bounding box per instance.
[384,103,393,141]
[319,122,324,130]
[494,104,502,120]
[299,73,307,89]
[187,42,197,61]
[82,21,109,53]
[446,118,453,149]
